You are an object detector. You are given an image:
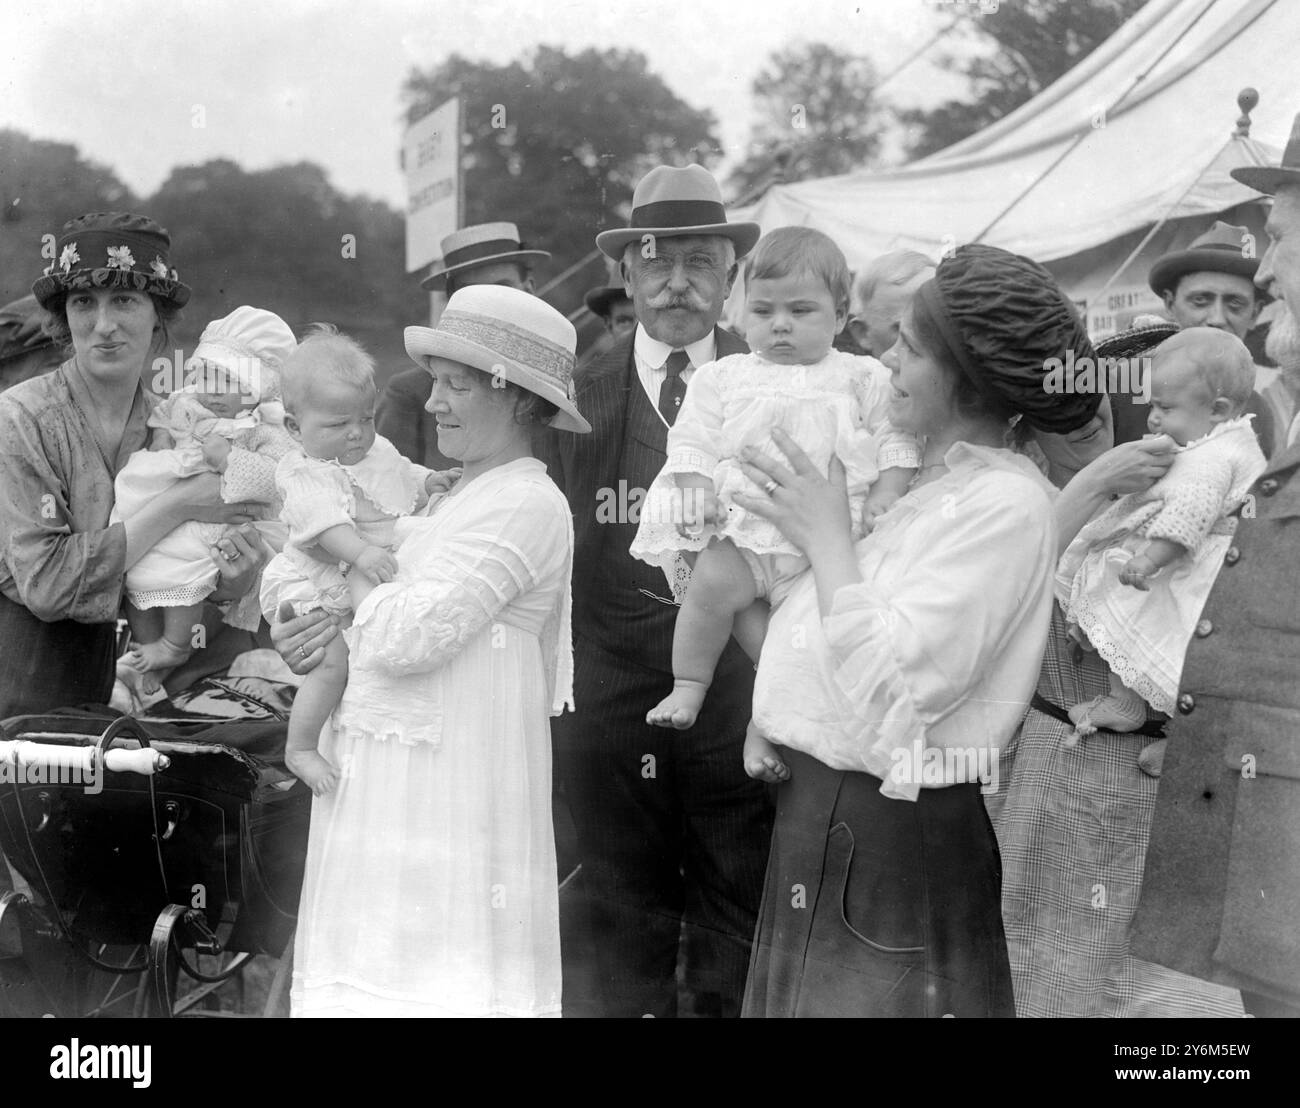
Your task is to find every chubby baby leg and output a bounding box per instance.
[743,719,790,783]
[648,538,757,730]
[123,602,202,691]
[285,634,348,796]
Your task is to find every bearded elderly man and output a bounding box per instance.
[1130,111,1300,1018]
[539,165,773,1018]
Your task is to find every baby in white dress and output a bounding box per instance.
[114,306,297,687]
[1057,328,1266,766]
[269,325,455,795]
[630,227,920,779]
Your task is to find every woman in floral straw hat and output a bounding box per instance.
[265,284,589,1017]
[0,212,268,718]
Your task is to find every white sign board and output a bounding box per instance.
[1086,284,1167,340]
[404,98,460,274]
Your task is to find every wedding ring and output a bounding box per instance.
[223,549,237,560]
[764,479,779,495]
[297,646,307,661]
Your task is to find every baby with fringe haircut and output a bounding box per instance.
[267,324,456,794]
[630,226,920,781]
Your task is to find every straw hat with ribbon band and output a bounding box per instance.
[915,244,1100,434]
[404,285,590,434]
[595,164,761,261]
[188,306,297,417]
[32,212,191,311]
[419,222,551,292]
[1232,110,1300,196]
[1148,221,1262,298]
[1093,316,1180,362]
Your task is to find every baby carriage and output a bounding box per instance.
[0,686,309,1019]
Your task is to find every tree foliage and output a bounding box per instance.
[728,44,884,199]
[402,45,721,310]
[902,0,1147,159]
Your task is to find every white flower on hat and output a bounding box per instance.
[150,256,169,279]
[59,244,80,275]
[106,246,136,270]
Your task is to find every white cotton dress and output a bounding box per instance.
[270,435,432,617]
[1056,416,1266,714]
[111,394,294,628]
[289,458,574,1018]
[629,349,919,598]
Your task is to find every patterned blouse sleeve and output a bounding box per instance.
[0,403,126,622]
[223,424,297,504]
[276,454,354,545]
[662,360,726,476]
[819,471,1055,799]
[347,479,570,677]
[1144,447,1233,553]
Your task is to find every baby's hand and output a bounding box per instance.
[425,468,462,494]
[353,545,398,584]
[1119,553,1158,591]
[202,433,231,471]
[676,489,724,538]
[859,495,898,533]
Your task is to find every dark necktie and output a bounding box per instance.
[658,350,690,426]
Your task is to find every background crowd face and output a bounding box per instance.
[744,271,845,365]
[604,299,637,339]
[67,288,158,384]
[850,271,932,357]
[448,261,535,295]
[1163,271,1258,338]
[622,234,737,349]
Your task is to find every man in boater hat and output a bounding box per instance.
[540,164,773,1017]
[377,222,550,468]
[1131,110,1300,1018]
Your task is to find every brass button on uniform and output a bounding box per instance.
[1177,693,1196,714]
[1224,546,1241,565]
[1259,477,1280,496]
[1194,619,1213,638]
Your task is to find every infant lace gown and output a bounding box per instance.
[290,458,572,1018]
[1056,416,1265,713]
[629,350,911,597]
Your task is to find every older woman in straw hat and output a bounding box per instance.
[272,285,588,1017]
[0,212,266,718]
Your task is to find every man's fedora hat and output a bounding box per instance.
[595,164,761,261]
[1232,111,1300,196]
[583,284,631,318]
[1148,220,1261,297]
[404,285,590,434]
[419,222,550,292]
[32,212,191,311]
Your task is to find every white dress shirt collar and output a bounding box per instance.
[633,324,717,370]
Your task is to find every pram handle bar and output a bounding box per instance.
[0,740,169,776]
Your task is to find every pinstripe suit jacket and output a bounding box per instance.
[539,327,748,596]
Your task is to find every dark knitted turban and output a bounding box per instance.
[915,243,1100,434]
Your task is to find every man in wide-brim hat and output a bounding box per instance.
[1130,219,1277,454]
[538,163,773,1018]
[377,222,551,469]
[1130,109,1300,1018]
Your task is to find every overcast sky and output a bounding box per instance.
[2,0,965,208]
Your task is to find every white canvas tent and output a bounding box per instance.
[731,0,1299,336]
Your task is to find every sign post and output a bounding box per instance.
[403,97,461,323]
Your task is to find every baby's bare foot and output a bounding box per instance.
[743,727,790,783]
[646,680,708,730]
[285,748,340,797]
[124,637,192,673]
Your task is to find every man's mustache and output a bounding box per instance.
[647,291,707,312]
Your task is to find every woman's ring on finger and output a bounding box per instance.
[764,479,779,495]
[297,646,307,661]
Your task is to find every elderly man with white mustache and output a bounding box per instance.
[1130,111,1300,1018]
[538,165,774,1018]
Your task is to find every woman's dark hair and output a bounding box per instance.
[908,293,1033,448]
[40,293,183,358]
[506,381,559,427]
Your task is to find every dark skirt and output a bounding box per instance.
[0,591,116,720]
[742,748,1014,1018]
